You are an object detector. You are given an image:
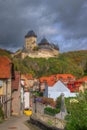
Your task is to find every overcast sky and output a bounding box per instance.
[0,0,87,52]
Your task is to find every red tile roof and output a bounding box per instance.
[67,83,79,92]
[12,71,20,90]
[0,56,12,78]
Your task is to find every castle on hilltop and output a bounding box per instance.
[14,30,59,59]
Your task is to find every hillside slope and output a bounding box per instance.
[0,48,87,78]
[0,48,12,58]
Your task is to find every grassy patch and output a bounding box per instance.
[47,120,53,126]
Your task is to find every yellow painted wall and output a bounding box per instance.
[0,87,3,95]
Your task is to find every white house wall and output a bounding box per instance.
[48,91,77,100]
[24,92,30,109]
[44,80,77,100]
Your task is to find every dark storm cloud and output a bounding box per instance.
[44,0,87,39]
[0,0,87,52]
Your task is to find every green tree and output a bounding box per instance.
[65,90,87,130]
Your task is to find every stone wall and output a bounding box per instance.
[32,101,46,115]
[12,89,21,116]
[31,113,66,130]
[32,101,66,129]
[21,49,59,59]
[1,79,12,118]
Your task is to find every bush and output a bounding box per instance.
[35,92,43,97]
[44,107,60,116]
[65,90,87,130]
[0,106,4,120]
[56,96,61,109]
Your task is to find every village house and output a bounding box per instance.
[20,74,32,110]
[11,71,21,116]
[21,74,34,91]
[39,74,76,92]
[39,75,56,92]
[0,56,14,118]
[39,74,77,100]
[20,74,39,110]
[56,74,76,85]
[43,80,77,100]
[75,76,87,92]
[67,76,87,93]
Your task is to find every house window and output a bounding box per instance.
[0,80,3,88]
[72,84,75,88]
[68,77,71,81]
[59,77,62,80]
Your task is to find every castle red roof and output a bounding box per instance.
[0,56,12,78]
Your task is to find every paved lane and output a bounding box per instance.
[0,115,30,130]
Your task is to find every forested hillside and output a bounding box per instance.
[12,50,87,78]
[0,48,12,58]
[0,48,87,78]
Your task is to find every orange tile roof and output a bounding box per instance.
[39,74,75,87]
[56,74,75,84]
[12,71,20,90]
[56,74,75,79]
[76,76,87,83]
[0,56,12,78]
[21,74,33,80]
[39,76,56,86]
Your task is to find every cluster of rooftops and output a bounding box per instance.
[0,56,87,94]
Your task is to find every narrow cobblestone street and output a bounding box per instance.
[0,115,30,130]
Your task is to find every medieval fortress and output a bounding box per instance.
[14,30,59,59]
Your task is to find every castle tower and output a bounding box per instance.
[25,30,37,51]
[39,38,50,46]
